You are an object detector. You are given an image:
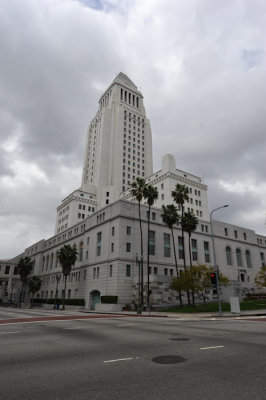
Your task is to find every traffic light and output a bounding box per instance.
[211,272,217,288]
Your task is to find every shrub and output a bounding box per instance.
[33,298,85,306]
[101,296,118,304]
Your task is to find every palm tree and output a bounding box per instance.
[181,211,198,306]
[143,184,158,311]
[28,276,42,306]
[57,245,78,310]
[172,184,190,304]
[17,256,34,307]
[130,177,147,309]
[161,204,182,306]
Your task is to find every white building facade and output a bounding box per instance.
[1,73,266,308]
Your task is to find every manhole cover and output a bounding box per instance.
[170,338,190,341]
[152,355,186,364]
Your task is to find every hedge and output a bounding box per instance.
[100,296,118,304]
[33,298,85,306]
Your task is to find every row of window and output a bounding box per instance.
[121,89,140,108]
[59,205,70,217]
[78,204,95,212]
[226,247,252,268]
[0,265,18,275]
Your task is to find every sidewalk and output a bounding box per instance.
[81,308,266,319]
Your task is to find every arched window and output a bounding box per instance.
[50,253,54,269]
[79,242,84,262]
[226,247,232,265]
[245,250,252,268]
[236,248,242,267]
[46,255,49,270]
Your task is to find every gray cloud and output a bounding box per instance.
[0,0,266,257]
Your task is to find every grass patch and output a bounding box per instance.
[159,298,266,313]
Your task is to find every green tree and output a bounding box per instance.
[171,265,230,310]
[28,276,42,306]
[17,256,34,307]
[130,177,147,309]
[57,245,78,310]
[161,204,182,306]
[171,184,190,304]
[143,184,158,311]
[255,266,266,288]
[181,211,198,306]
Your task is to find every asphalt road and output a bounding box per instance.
[0,308,265,400]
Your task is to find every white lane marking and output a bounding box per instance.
[0,331,21,335]
[116,323,136,327]
[200,345,224,350]
[104,357,134,363]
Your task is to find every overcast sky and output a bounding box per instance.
[0,0,265,259]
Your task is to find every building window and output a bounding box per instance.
[243,232,247,240]
[109,265,113,277]
[126,264,131,277]
[164,233,170,257]
[236,248,242,267]
[178,237,184,259]
[112,226,115,236]
[164,268,168,275]
[97,232,102,256]
[93,268,96,279]
[226,247,232,265]
[234,230,238,239]
[148,231,155,255]
[154,267,158,274]
[245,250,252,268]
[111,243,114,252]
[204,241,210,263]
[224,228,228,236]
[260,252,265,267]
[126,243,131,252]
[126,226,131,235]
[5,265,10,275]
[192,239,197,261]
[79,242,83,262]
[151,212,156,221]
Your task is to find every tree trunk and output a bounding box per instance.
[147,206,150,312]
[62,276,67,310]
[138,201,144,310]
[182,205,190,306]
[171,227,182,306]
[188,234,195,307]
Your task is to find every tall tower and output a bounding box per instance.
[81,72,153,207]
[55,73,153,233]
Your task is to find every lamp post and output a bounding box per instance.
[210,205,229,315]
[135,254,142,314]
[53,274,61,310]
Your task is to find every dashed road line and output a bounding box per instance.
[104,357,135,363]
[200,345,224,350]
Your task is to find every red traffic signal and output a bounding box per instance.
[211,272,217,287]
